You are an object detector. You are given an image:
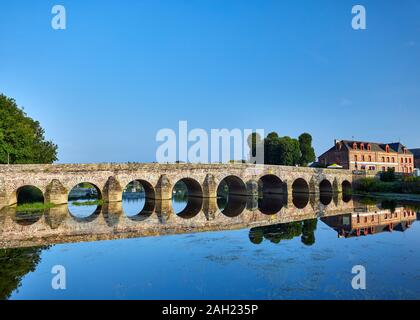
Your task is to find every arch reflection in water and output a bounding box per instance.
[122,180,155,221]
[14,211,43,226]
[258,194,286,215]
[292,178,309,209]
[217,175,247,217]
[172,178,203,219]
[68,182,102,220]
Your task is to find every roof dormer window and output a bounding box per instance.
[360,143,364,151]
[353,142,357,150]
[367,144,371,151]
[385,145,390,153]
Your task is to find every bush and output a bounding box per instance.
[355,177,420,194]
[380,167,396,182]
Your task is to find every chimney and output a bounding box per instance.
[335,139,341,150]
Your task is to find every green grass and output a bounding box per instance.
[71,199,104,206]
[16,202,56,212]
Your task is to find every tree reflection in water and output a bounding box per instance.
[0,246,48,300]
[249,219,318,246]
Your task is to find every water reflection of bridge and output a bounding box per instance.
[1,194,417,249]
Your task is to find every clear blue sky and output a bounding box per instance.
[1,0,419,163]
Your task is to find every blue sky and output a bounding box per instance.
[0,0,419,163]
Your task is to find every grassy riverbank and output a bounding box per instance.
[355,175,420,195]
[16,202,56,212]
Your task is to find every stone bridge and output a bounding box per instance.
[0,163,354,211]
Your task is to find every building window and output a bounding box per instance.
[369,155,372,162]
[392,157,395,163]
[367,144,372,151]
[360,144,364,151]
[354,155,357,161]
[401,158,404,163]
[353,142,358,150]
[387,157,390,162]
[382,157,385,162]
[382,166,386,171]
[386,145,390,153]
[362,155,365,161]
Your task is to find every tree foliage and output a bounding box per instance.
[247,131,315,166]
[298,133,316,166]
[0,94,58,164]
[380,167,396,182]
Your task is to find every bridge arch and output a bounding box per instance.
[258,174,284,195]
[292,178,309,209]
[319,179,333,205]
[218,175,247,196]
[68,182,102,221]
[342,180,352,203]
[320,179,333,194]
[122,179,155,220]
[13,185,45,226]
[292,178,309,194]
[217,175,247,217]
[257,174,285,214]
[172,178,203,219]
[16,185,45,205]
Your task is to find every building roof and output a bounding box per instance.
[319,140,412,158]
[409,148,420,158]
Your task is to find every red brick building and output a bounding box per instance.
[318,140,414,173]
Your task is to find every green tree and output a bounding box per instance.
[298,133,316,166]
[263,132,300,166]
[380,167,396,182]
[264,132,281,165]
[0,94,58,164]
[278,136,301,166]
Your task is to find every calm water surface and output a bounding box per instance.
[1,196,419,300]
